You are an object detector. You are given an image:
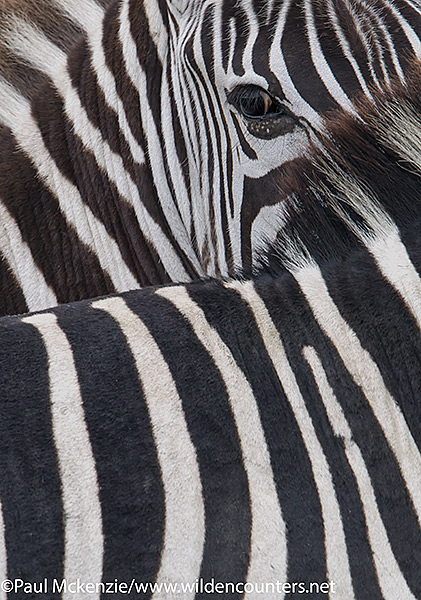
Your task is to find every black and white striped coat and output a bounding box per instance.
[0,0,420,316]
[0,64,420,598]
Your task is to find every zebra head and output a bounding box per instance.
[0,0,420,315]
[135,0,421,276]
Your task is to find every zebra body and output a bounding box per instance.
[0,65,420,598]
[0,0,421,315]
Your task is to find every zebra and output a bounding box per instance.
[0,0,420,317]
[0,58,420,599]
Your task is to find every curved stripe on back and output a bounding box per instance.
[21,312,104,600]
[295,264,421,525]
[92,295,206,597]
[304,346,416,600]
[156,284,287,597]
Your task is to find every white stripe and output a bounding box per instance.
[369,231,421,331]
[87,14,146,166]
[304,0,357,114]
[304,346,416,600]
[7,12,144,167]
[0,14,67,75]
[404,0,421,15]
[0,499,7,600]
[343,1,382,89]
[321,161,421,330]
[178,1,248,274]
[52,0,104,33]
[156,285,286,599]
[22,313,103,600]
[266,0,277,23]
[251,204,289,271]
[143,0,168,62]
[168,20,210,262]
[54,60,194,285]
[0,77,29,129]
[220,4,255,270]
[230,280,354,599]
[372,102,421,180]
[295,264,421,526]
[182,6,231,276]
[160,62,192,233]
[0,77,139,293]
[92,296,204,600]
[0,201,57,312]
[171,37,217,274]
[360,11,392,87]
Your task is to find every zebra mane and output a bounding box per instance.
[260,59,421,274]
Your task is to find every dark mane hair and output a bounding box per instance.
[258,60,421,274]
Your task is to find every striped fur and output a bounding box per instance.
[0,0,420,316]
[0,58,420,598]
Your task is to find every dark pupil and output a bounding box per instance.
[240,90,269,118]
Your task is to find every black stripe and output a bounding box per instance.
[182,44,224,276]
[254,272,401,597]
[0,255,28,316]
[231,115,258,161]
[226,5,248,77]
[241,171,281,274]
[258,275,384,596]
[200,7,236,225]
[304,354,384,600]
[19,4,84,53]
[281,2,341,113]
[393,0,421,48]
[67,33,141,184]
[129,0,164,131]
[55,300,165,599]
[367,0,408,77]
[105,0,148,151]
[0,51,50,101]
[335,1,378,90]
[105,0,201,282]
[183,43,233,272]
[30,76,195,286]
[166,68,193,231]
[95,0,113,9]
[0,317,63,594]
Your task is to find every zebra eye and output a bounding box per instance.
[229,86,285,120]
[228,85,296,139]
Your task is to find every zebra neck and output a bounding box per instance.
[0,0,206,317]
[257,66,421,280]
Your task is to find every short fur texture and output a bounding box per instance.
[0,55,419,599]
[0,0,420,317]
